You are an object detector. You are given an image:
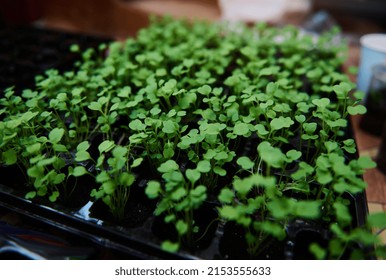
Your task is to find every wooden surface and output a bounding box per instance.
[351,115,386,204]
[37,0,220,38]
[347,45,386,244]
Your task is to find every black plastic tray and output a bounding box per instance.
[0,182,370,259]
[0,25,108,92]
[0,25,371,260]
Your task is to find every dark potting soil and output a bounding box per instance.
[89,186,156,228]
[288,228,328,260]
[0,26,108,92]
[219,222,286,260]
[151,202,219,252]
[0,164,29,192]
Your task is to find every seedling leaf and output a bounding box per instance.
[197,160,211,173]
[234,123,250,135]
[3,149,17,165]
[310,243,326,260]
[176,220,188,235]
[367,212,386,228]
[357,156,377,169]
[72,166,88,177]
[158,160,179,173]
[25,191,36,200]
[161,241,179,253]
[98,140,115,154]
[237,156,254,170]
[347,105,367,115]
[145,181,161,199]
[49,191,60,202]
[218,188,234,204]
[186,169,201,184]
[48,128,65,144]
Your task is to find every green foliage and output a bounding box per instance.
[236,156,254,170]
[0,17,379,259]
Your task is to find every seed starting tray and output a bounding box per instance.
[0,25,370,260]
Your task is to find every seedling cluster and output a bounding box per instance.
[1,17,385,259]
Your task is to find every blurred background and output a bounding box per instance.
[0,0,385,38]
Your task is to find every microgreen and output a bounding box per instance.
[89,143,142,221]
[0,17,380,259]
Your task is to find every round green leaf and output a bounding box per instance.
[367,212,386,228]
[309,243,326,260]
[88,102,102,111]
[236,156,254,170]
[233,123,250,136]
[260,221,286,240]
[119,172,135,187]
[112,146,128,158]
[52,173,65,185]
[25,191,36,200]
[72,166,88,177]
[162,120,178,134]
[186,169,201,184]
[347,105,367,115]
[333,202,352,225]
[176,220,188,235]
[333,181,350,194]
[145,181,161,199]
[255,124,269,136]
[333,82,353,98]
[26,143,42,155]
[312,98,330,108]
[131,158,143,168]
[295,115,306,123]
[325,141,338,153]
[102,181,115,194]
[150,107,162,116]
[3,149,17,165]
[295,200,321,219]
[171,188,187,201]
[129,119,146,131]
[197,85,212,96]
[48,128,65,144]
[77,141,90,151]
[49,191,60,202]
[53,144,68,153]
[75,150,91,162]
[270,116,294,131]
[98,140,115,154]
[357,156,377,169]
[218,188,234,204]
[219,205,239,220]
[157,160,179,173]
[197,160,211,173]
[286,150,302,162]
[161,241,179,253]
[213,166,226,176]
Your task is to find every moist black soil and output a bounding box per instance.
[219,222,286,260]
[151,202,219,252]
[89,187,156,228]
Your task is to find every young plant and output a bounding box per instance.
[145,159,209,252]
[24,128,69,203]
[218,173,322,257]
[83,141,142,221]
